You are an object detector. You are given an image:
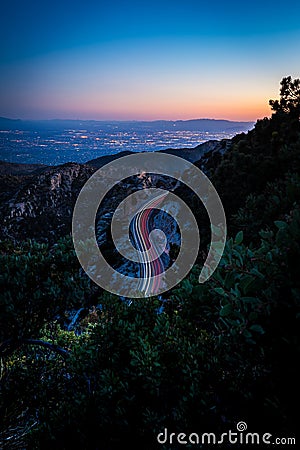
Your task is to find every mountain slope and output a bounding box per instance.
[0,140,225,242]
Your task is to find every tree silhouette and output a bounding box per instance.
[269,76,300,119]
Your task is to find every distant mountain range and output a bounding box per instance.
[0,117,254,133]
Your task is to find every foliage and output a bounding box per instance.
[233,172,300,243]
[1,210,299,447]
[0,237,90,347]
[269,75,300,118]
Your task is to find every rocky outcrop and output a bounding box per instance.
[0,159,173,243]
[0,140,230,243]
[0,163,95,242]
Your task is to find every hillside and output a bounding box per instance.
[0,140,227,243]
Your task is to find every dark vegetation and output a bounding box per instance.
[0,77,299,448]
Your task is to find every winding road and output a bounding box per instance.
[130,192,169,296]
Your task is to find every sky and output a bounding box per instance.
[0,0,300,121]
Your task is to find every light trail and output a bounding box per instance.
[130,192,169,296]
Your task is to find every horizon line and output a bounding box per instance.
[0,115,258,123]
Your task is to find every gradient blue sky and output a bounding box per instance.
[1,0,299,121]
